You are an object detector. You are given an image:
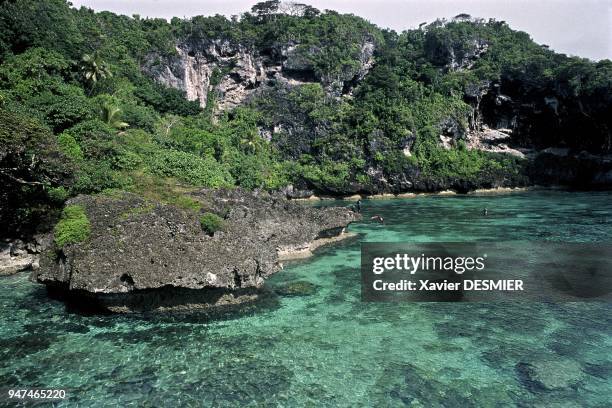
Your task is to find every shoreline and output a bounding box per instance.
[277,230,358,261]
[291,186,553,202]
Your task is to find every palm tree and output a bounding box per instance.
[81,51,112,91]
[240,131,264,154]
[99,102,129,130]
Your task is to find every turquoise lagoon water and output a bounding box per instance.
[1,191,611,407]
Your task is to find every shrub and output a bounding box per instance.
[64,120,120,162]
[47,186,69,203]
[113,148,143,171]
[121,103,158,132]
[172,195,202,212]
[298,160,352,191]
[147,149,234,188]
[63,119,115,143]
[54,205,91,247]
[30,89,95,133]
[199,212,224,236]
[133,78,201,116]
[72,162,133,194]
[57,133,83,161]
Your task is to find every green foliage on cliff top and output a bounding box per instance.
[54,205,91,247]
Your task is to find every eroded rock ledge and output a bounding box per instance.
[33,189,360,313]
[0,236,49,276]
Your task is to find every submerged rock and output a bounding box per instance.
[516,358,585,391]
[274,281,318,297]
[33,189,359,313]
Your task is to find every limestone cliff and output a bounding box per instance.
[143,37,375,113]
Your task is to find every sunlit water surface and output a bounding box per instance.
[1,191,611,406]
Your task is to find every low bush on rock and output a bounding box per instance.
[199,213,224,236]
[54,205,91,247]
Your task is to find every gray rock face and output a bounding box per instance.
[145,39,268,112]
[425,24,489,72]
[449,39,489,71]
[0,240,35,275]
[279,184,315,199]
[143,37,375,113]
[34,189,360,312]
[0,236,50,276]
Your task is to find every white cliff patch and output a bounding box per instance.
[144,38,377,114]
[467,126,527,158]
[182,50,212,107]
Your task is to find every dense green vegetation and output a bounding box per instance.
[0,1,610,236]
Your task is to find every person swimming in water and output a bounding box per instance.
[370,215,384,224]
[483,208,489,216]
[356,199,362,213]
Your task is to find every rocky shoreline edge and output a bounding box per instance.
[289,185,554,202]
[0,184,586,280]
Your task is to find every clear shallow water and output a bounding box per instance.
[1,191,611,407]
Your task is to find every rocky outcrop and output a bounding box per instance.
[143,37,375,113]
[466,75,611,156]
[424,24,489,72]
[145,40,268,112]
[528,151,612,188]
[0,236,50,276]
[466,126,529,158]
[33,189,360,313]
[458,78,612,189]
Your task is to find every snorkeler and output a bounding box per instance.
[371,215,384,224]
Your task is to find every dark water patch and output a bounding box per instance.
[545,327,605,358]
[349,303,415,326]
[480,341,535,369]
[583,361,612,380]
[433,317,490,339]
[324,291,348,305]
[110,373,158,402]
[329,273,360,298]
[183,359,293,407]
[93,324,201,348]
[34,351,97,378]
[0,364,49,388]
[549,303,612,333]
[60,322,90,334]
[369,363,487,407]
[274,280,318,297]
[421,342,465,353]
[0,333,58,360]
[22,321,90,335]
[86,317,118,329]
